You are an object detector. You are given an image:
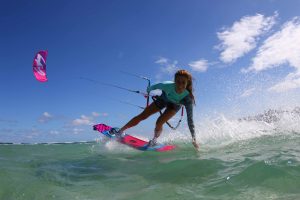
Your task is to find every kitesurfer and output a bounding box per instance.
[112,69,199,150]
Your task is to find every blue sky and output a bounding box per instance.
[1,0,300,143]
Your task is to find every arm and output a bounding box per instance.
[147,81,174,93]
[147,83,163,93]
[183,96,200,151]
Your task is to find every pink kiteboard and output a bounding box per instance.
[93,123,176,152]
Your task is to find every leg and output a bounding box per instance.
[120,102,161,132]
[153,108,178,138]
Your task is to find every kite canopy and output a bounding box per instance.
[33,50,48,82]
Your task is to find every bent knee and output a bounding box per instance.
[155,118,165,128]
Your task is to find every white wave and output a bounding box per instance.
[159,107,300,147]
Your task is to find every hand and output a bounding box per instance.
[192,138,200,151]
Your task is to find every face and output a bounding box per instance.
[175,76,188,93]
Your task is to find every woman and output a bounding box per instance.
[112,69,199,150]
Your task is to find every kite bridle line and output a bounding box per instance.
[78,77,150,97]
[120,71,151,107]
[112,99,145,110]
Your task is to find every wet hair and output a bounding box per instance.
[174,69,195,105]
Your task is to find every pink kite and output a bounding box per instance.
[33,50,48,82]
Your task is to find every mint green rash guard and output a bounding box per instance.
[147,81,195,138]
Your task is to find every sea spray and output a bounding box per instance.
[123,107,300,149]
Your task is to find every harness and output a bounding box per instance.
[151,96,184,130]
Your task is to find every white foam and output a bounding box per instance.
[158,107,300,147]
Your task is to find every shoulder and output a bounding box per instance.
[183,89,189,96]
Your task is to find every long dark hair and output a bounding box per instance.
[174,69,196,105]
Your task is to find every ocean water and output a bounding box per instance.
[1,112,300,200]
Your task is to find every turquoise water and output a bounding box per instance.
[1,132,300,200]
